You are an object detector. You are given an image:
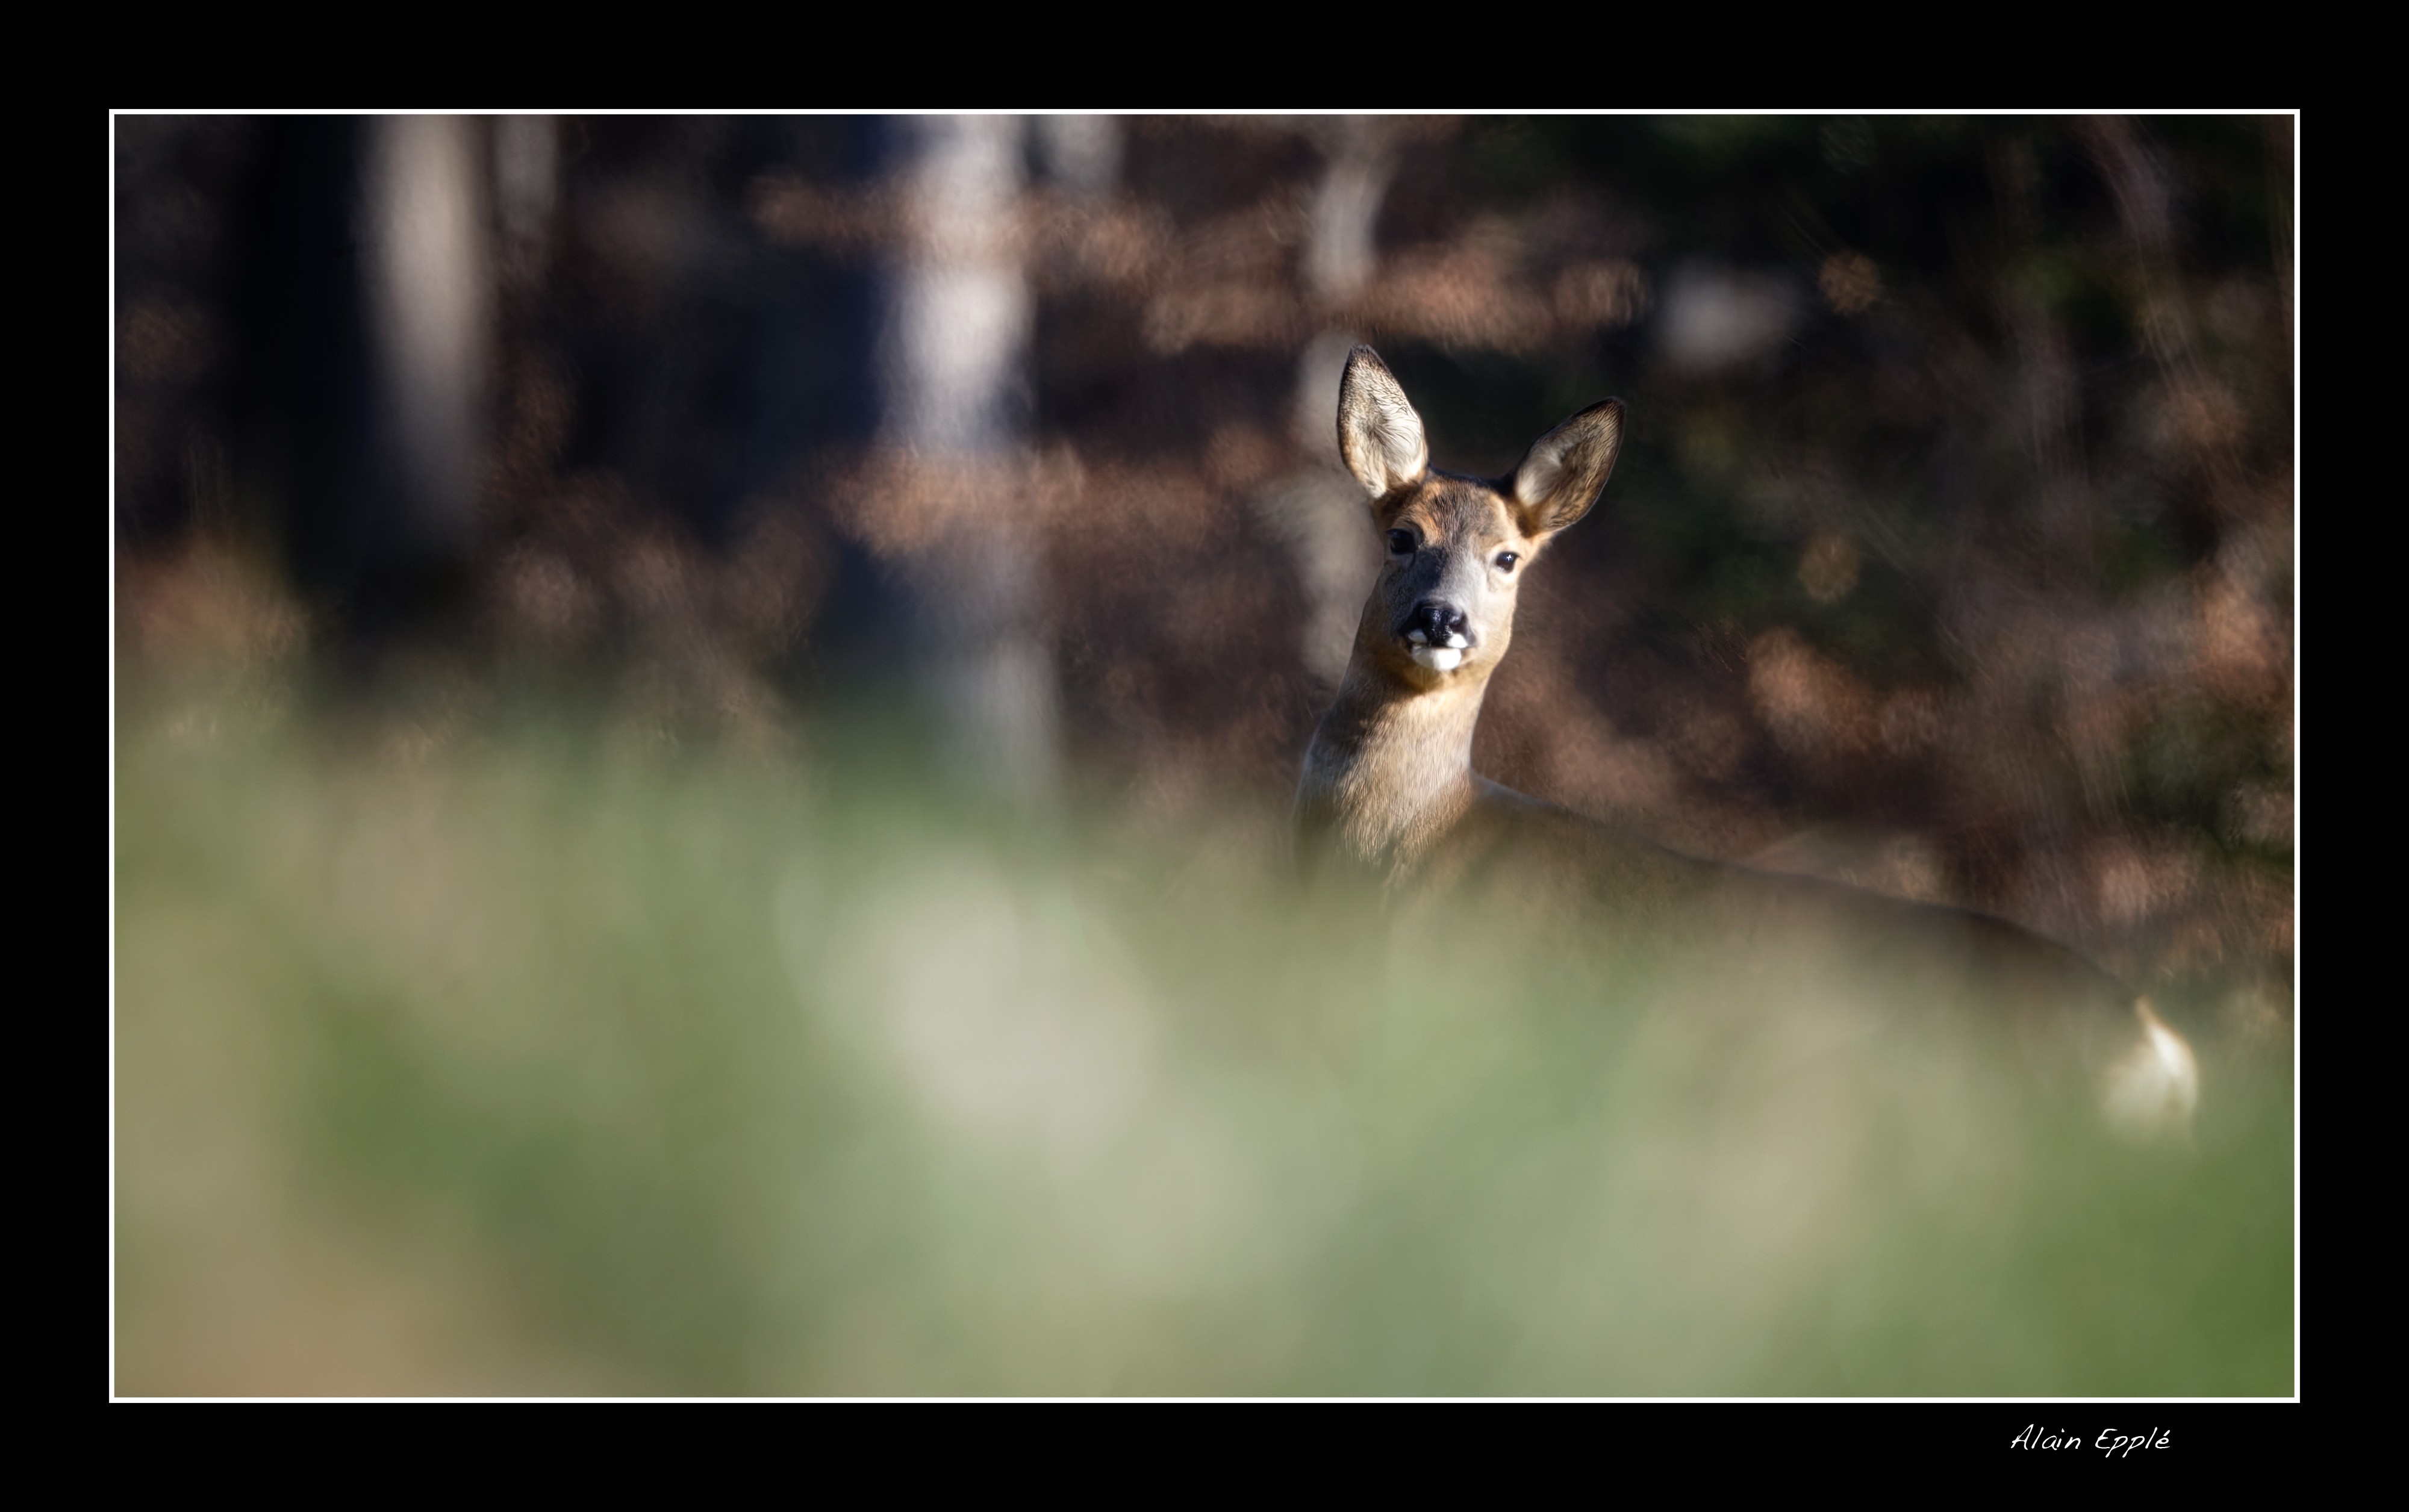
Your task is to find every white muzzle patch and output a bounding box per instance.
[1409,645,1463,672]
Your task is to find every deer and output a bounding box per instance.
[1295,346,2198,1139]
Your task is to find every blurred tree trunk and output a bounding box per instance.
[1989,134,2093,562]
[492,114,557,291]
[234,116,491,643]
[1262,119,1402,691]
[1032,114,1121,197]
[876,114,1057,799]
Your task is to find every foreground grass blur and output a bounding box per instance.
[114,682,2292,1396]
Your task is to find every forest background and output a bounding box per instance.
[113,114,2296,1395]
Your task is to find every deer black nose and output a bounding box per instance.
[1407,601,1470,644]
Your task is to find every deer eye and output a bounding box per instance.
[1495,552,1520,573]
[1386,530,1416,556]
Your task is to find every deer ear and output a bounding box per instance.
[1336,346,1429,499]
[1509,399,1624,536]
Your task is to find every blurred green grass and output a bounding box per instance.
[114,687,2293,1396]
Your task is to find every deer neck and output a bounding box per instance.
[1298,655,1491,870]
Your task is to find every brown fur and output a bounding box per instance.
[1296,347,2198,1135]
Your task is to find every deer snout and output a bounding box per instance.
[1401,601,1474,671]
[1403,601,1473,649]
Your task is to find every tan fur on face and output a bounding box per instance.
[1362,474,1544,690]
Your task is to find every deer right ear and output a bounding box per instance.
[1510,398,1624,537]
[1336,346,1429,499]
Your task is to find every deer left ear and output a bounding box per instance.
[1336,346,1430,499]
[1509,399,1624,536]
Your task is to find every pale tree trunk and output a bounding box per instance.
[878,114,1058,799]
[1262,119,1402,691]
[360,114,491,574]
[1032,114,1120,197]
[236,115,491,635]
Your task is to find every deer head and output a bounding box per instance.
[1335,346,1625,691]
